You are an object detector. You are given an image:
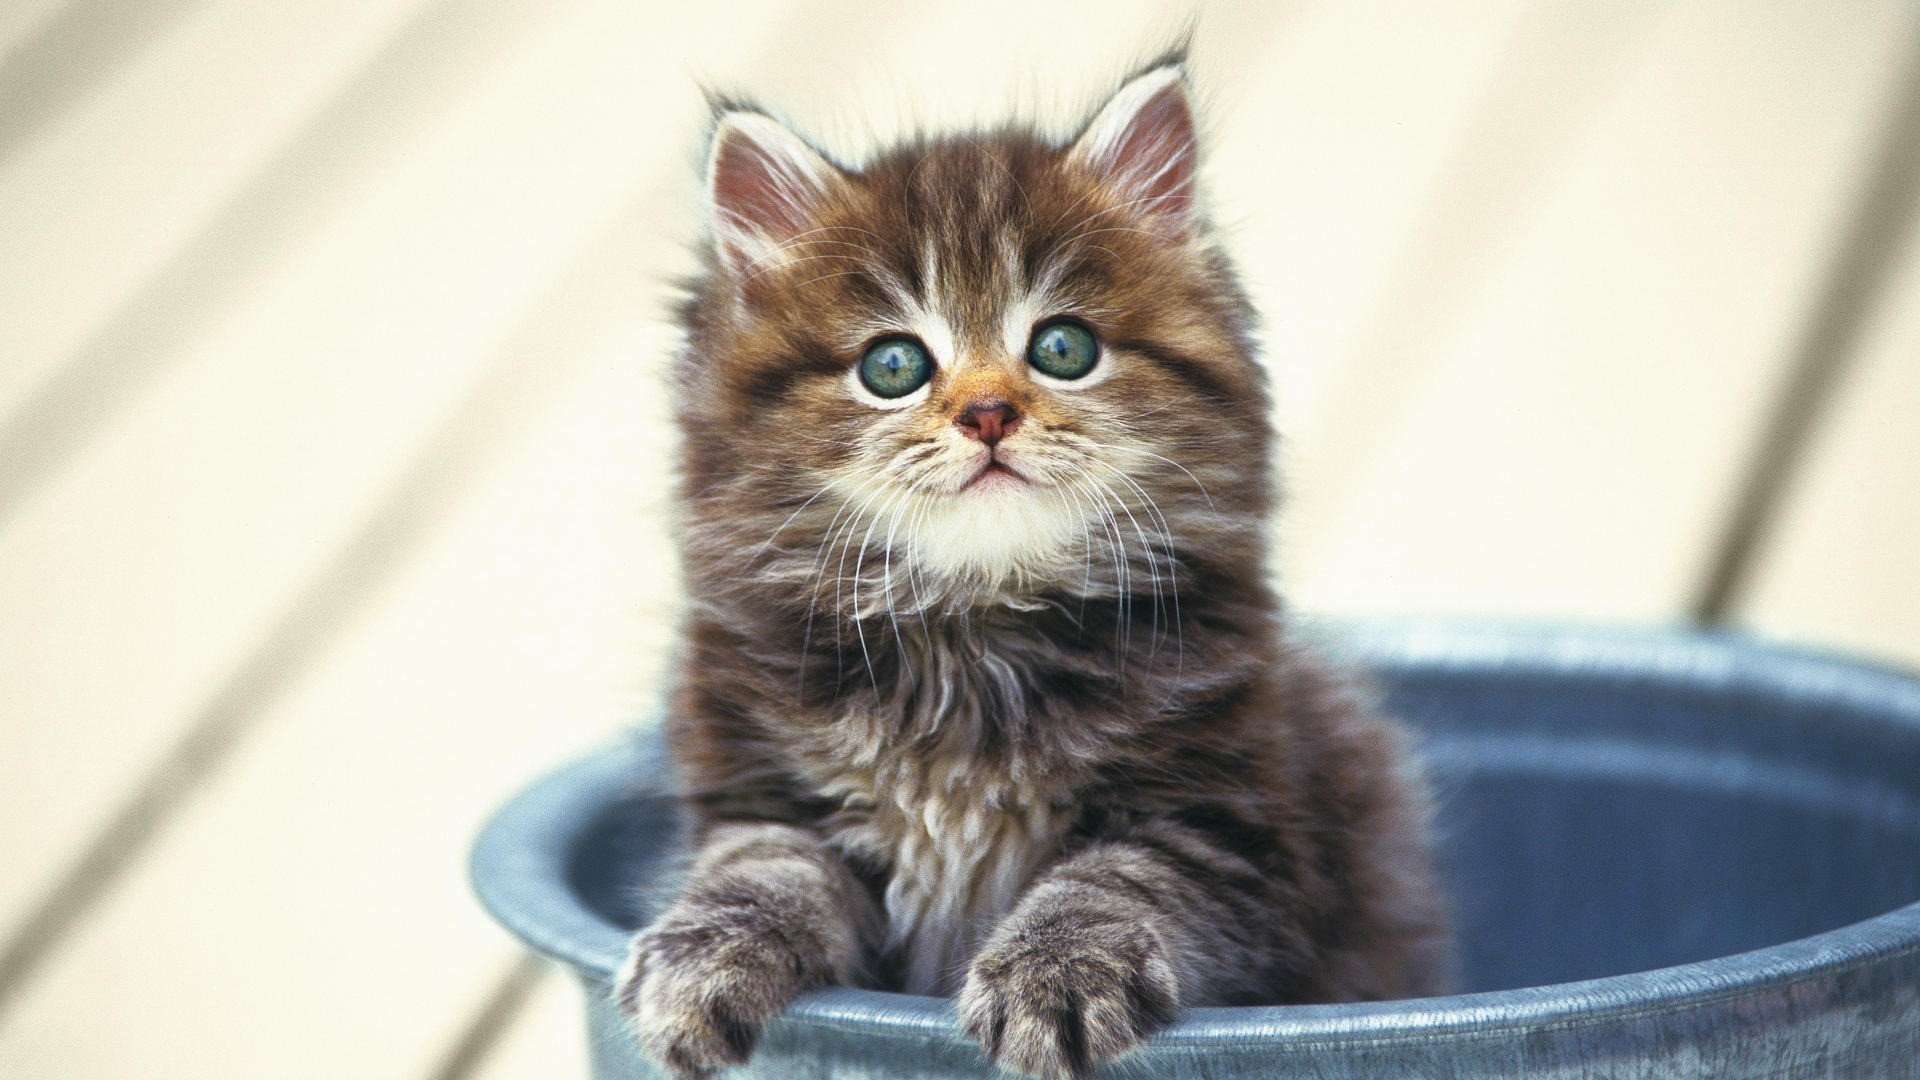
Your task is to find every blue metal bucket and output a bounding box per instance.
[471,623,1920,1077]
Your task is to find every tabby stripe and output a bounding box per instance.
[1116,338,1242,407]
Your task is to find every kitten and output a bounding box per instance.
[616,57,1452,1080]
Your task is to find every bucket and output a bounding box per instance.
[471,623,1920,1077]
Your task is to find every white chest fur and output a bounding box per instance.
[819,755,1067,995]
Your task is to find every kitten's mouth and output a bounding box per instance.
[960,459,1027,492]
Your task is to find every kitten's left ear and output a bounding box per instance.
[1068,64,1200,237]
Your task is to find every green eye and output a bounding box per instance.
[858,337,934,399]
[1027,319,1100,380]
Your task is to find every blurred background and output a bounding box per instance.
[1,1,1918,1076]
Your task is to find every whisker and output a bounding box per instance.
[797,493,863,692]
[751,485,833,565]
[1065,470,1131,674]
[847,484,902,694]
[1073,437,1217,510]
[1072,464,1167,664]
[1083,458,1187,681]
[878,487,914,662]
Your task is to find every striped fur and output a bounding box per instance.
[617,58,1452,1080]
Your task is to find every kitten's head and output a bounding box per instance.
[676,62,1272,614]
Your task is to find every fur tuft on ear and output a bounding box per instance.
[1067,63,1199,237]
[705,110,844,274]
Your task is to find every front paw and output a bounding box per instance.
[959,916,1180,1080]
[614,912,805,1078]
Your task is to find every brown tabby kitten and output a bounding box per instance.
[615,58,1452,1080]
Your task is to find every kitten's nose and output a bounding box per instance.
[956,400,1020,446]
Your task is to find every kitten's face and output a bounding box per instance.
[679,67,1269,610]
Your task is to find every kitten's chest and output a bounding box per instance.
[817,755,1069,996]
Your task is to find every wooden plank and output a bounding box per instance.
[0,0,438,418]
[1735,237,1920,667]
[1689,23,1920,625]
[1264,2,1918,620]
[0,0,201,166]
[463,969,591,1080]
[1207,0,1546,414]
[0,0,688,961]
[0,0,85,61]
[0,324,673,1077]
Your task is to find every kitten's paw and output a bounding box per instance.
[959,916,1180,1080]
[614,914,804,1079]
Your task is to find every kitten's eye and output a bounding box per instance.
[858,337,934,399]
[1027,319,1100,380]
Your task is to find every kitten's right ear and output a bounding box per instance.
[705,110,845,275]
[1067,63,1199,238]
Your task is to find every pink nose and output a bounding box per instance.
[956,400,1020,446]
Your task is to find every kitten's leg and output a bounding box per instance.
[616,822,876,1078]
[959,823,1284,1080]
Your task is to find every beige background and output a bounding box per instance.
[1,1,1917,1076]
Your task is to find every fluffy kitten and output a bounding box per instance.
[616,58,1451,1080]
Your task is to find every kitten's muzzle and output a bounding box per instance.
[956,400,1020,447]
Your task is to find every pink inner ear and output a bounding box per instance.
[1104,82,1197,226]
[711,135,811,242]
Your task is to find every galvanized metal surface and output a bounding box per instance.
[471,623,1920,1077]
